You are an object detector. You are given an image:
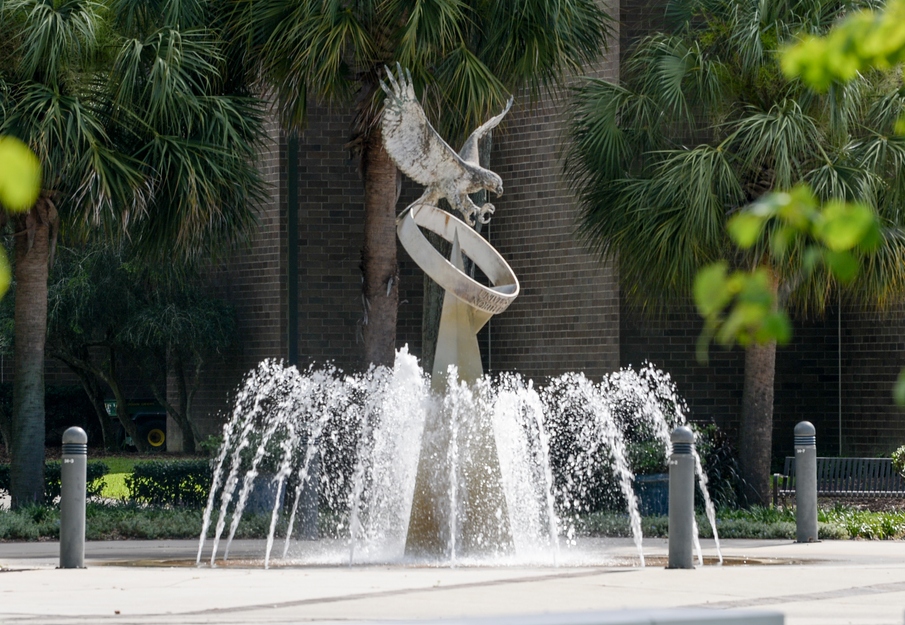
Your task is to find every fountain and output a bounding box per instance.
[196,66,722,568]
[195,353,720,567]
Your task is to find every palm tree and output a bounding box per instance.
[565,0,905,505]
[0,0,265,506]
[227,0,611,367]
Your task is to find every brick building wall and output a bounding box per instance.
[293,106,367,370]
[292,106,425,372]
[488,97,621,379]
[622,298,905,463]
[480,1,622,381]
[841,306,905,456]
[620,300,747,430]
[181,111,288,439]
[621,0,670,56]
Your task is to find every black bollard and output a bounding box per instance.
[60,427,87,568]
[668,426,695,569]
[794,421,818,543]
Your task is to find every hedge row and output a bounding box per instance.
[0,459,212,507]
[0,461,109,500]
[125,459,212,507]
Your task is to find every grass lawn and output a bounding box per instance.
[98,457,140,474]
[93,457,140,500]
[99,473,130,500]
[90,455,208,500]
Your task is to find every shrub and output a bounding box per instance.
[198,435,223,457]
[579,509,850,540]
[0,461,108,501]
[126,459,212,507]
[46,462,109,500]
[626,440,667,475]
[693,422,742,509]
[892,445,905,476]
[0,505,59,540]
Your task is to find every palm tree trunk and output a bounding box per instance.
[10,202,53,507]
[738,341,776,506]
[360,128,400,367]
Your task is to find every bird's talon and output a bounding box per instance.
[478,203,495,224]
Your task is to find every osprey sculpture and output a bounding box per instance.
[381,65,521,557]
[380,64,513,225]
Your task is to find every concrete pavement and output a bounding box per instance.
[1,537,903,624]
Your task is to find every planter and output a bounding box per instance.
[633,473,669,516]
[245,474,286,514]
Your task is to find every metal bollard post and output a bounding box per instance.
[668,426,695,569]
[60,427,87,568]
[794,421,818,543]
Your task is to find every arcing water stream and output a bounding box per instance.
[197,348,721,567]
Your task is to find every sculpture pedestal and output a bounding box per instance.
[404,229,513,557]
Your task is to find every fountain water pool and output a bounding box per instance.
[196,348,722,568]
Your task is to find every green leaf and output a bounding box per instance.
[717,301,766,346]
[815,201,877,252]
[0,249,11,300]
[0,137,41,212]
[756,312,792,345]
[693,262,731,316]
[777,186,818,230]
[802,246,823,274]
[822,250,860,282]
[737,268,775,307]
[895,114,905,136]
[727,213,764,248]
[769,225,796,259]
[858,221,883,252]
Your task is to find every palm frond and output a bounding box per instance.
[805,161,877,202]
[7,0,103,83]
[842,226,905,309]
[109,0,208,36]
[110,28,223,130]
[565,79,633,185]
[385,0,465,72]
[729,99,823,188]
[477,0,611,99]
[429,46,509,144]
[576,145,742,306]
[864,87,905,134]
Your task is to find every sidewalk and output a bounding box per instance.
[1,537,904,625]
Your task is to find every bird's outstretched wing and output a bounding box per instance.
[458,97,513,165]
[380,64,469,187]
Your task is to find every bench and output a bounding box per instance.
[772,457,905,507]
